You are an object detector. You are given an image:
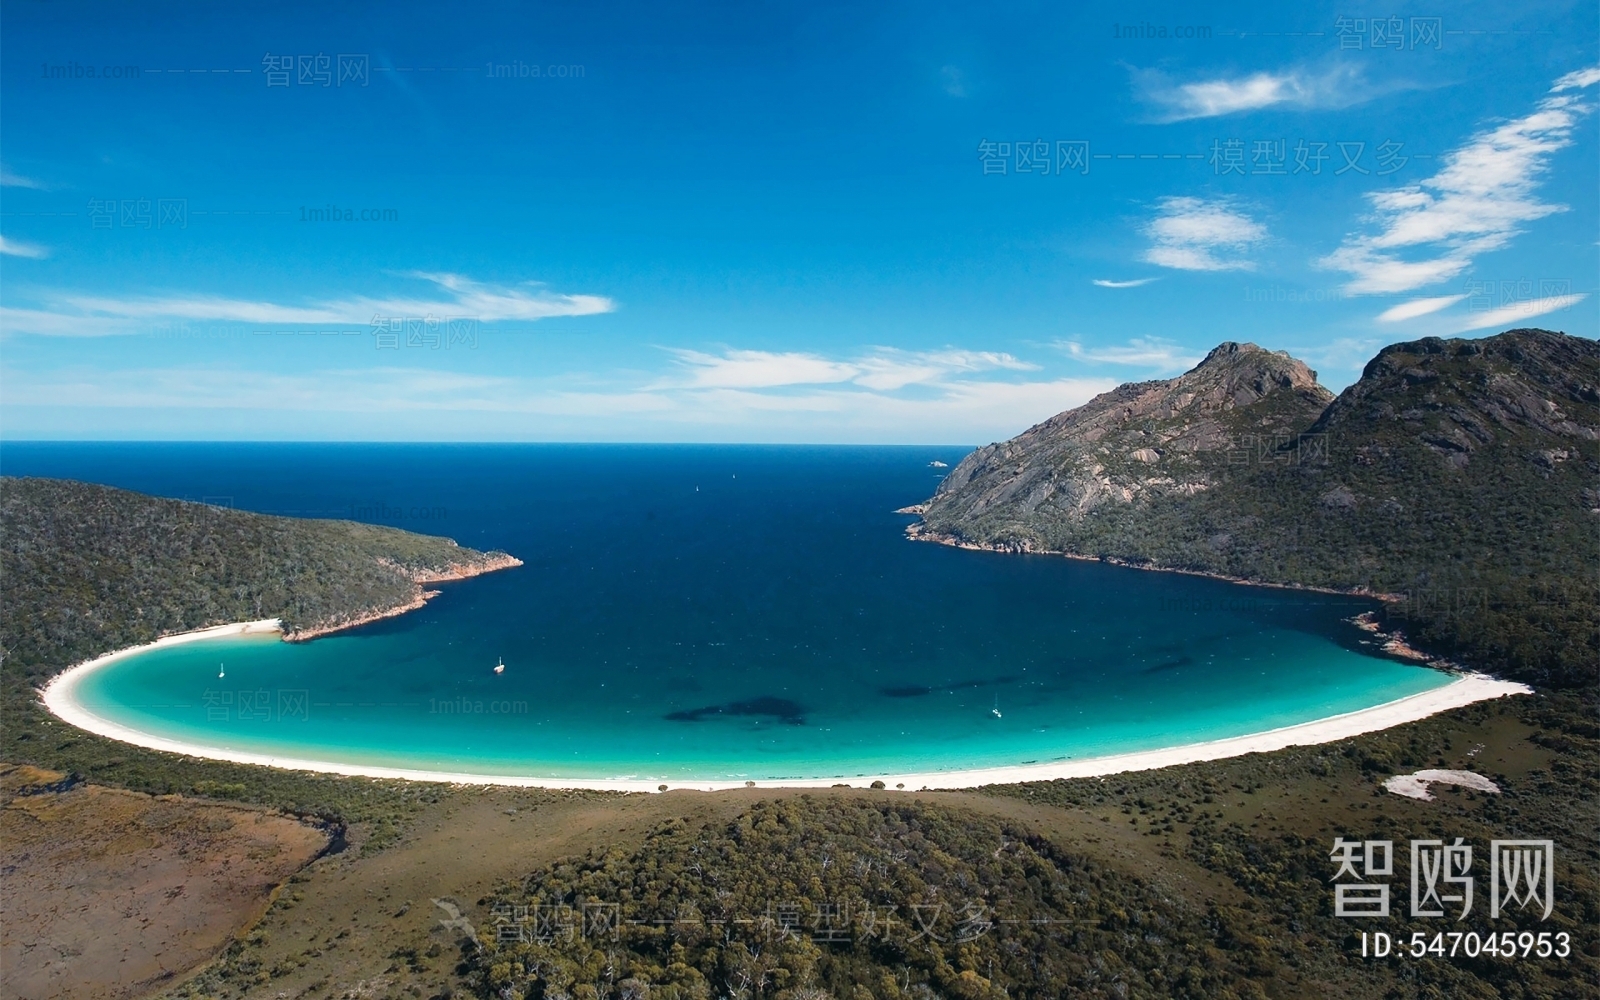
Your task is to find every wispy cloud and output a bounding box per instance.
[1376,294,1467,322]
[0,307,139,337]
[1142,197,1267,271]
[1455,293,1588,332]
[654,347,1036,392]
[1092,277,1158,288]
[0,365,534,414]
[940,65,968,97]
[657,350,859,390]
[357,272,615,322]
[0,236,48,259]
[2,360,1114,443]
[1135,65,1370,121]
[1057,336,1202,372]
[1552,66,1600,92]
[1284,337,1385,375]
[0,272,616,336]
[854,349,1037,390]
[1320,68,1597,295]
[0,165,45,189]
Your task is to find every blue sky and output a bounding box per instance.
[2,1,1595,442]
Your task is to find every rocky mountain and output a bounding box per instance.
[913,329,1600,688]
[925,341,1332,530]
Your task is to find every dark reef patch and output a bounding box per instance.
[881,685,933,698]
[665,696,806,725]
[1143,656,1195,674]
[879,675,1019,698]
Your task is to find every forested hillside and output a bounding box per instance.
[0,476,519,682]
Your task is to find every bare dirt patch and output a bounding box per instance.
[0,765,328,1000]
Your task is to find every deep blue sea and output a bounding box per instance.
[4,443,1449,781]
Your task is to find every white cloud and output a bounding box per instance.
[1376,294,1467,322]
[1164,72,1302,117]
[1136,65,1368,121]
[852,349,1036,390]
[1092,278,1158,288]
[57,293,350,326]
[0,272,616,336]
[1455,293,1588,332]
[1319,69,1596,295]
[658,349,859,390]
[1057,337,1202,372]
[2,327,1065,440]
[1282,337,1385,379]
[1551,66,1600,92]
[654,347,1037,392]
[0,306,137,337]
[1,363,1115,443]
[355,272,615,322]
[1306,337,1382,367]
[0,236,47,258]
[1142,197,1267,271]
[0,363,693,417]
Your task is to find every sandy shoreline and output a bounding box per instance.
[39,620,1531,792]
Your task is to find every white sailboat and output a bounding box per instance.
[218,663,225,679]
[494,657,505,675]
[991,694,1001,719]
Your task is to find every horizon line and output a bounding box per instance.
[0,439,985,447]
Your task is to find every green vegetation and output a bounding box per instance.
[921,330,1600,689]
[464,690,1599,1000]
[987,689,1599,1000]
[2,397,1595,1000]
[1,475,517,682]
[473,797,1268,1000]
[0,475,523,830]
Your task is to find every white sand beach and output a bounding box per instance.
[40,620,1532,793]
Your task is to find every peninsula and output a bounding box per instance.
[0,476,523,685]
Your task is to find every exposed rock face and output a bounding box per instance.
[911,329,1599,688]
[1310,328,1600,472]
[925,342,1332,531]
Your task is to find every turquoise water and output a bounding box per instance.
[13,443,1450,781]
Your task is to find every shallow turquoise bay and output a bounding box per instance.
[26,443,1449,781]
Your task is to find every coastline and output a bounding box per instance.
[282,591,443,642]
[411,552,524,584]
[40,620,1530,792]
[283,553,523,641]
[904,525,1452,667]
[903,524,1409,602]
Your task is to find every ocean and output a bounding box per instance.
[5,442,1450,781]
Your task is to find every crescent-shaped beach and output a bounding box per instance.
[41,619,1533,792]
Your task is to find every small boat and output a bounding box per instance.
[493,657,505,675]
[218,663,225,679]
[991,695,1001,719]
[929,460,948,468]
